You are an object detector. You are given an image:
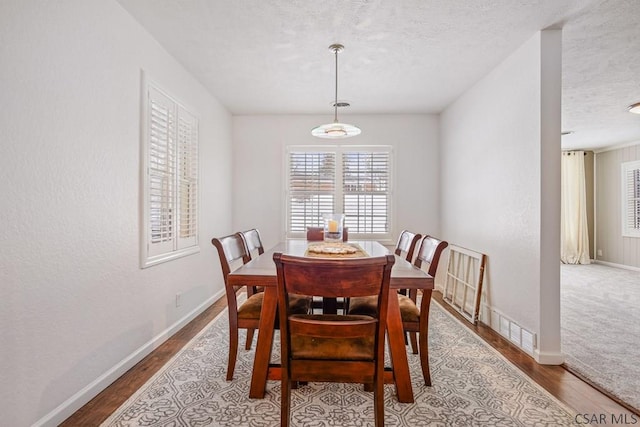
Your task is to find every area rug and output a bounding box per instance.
[561,263,640,413]
[101,301,575,426]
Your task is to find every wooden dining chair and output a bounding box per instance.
[238,228,265,347]
[212,233,311,380]
[306,226,349,241]
[350,235,448,386]
[274,253,395,427]
[394,229,422,262]
[399,236,448,385]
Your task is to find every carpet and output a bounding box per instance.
[561,263,640,413]
[101,301,575,426]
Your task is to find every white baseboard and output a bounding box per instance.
[33,289,225,427]
[594,259,640,272]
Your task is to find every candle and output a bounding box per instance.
[328,219,338,233]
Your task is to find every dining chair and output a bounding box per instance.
[394,230,422,262]
[238,228,265,348]
[212,233,311,380]
[350,235,448,386]
[274,253,395,427]
[306,226,349,241]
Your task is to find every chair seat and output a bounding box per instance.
[290,314,376,360]
[238,293,311,320]
[349,295,420,323]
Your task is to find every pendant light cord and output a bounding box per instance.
[334,48,339,123]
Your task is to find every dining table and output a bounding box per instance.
[227,239,434,403]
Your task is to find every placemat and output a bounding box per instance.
[305,242,369,258]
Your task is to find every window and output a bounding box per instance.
[286,146,393,241]
[621,160,640,237]
[141,77,199,268]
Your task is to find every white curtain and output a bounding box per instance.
[561,151,591,264]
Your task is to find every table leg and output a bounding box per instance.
[386,289,414,403]
[249,286,278,398]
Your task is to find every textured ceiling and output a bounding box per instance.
[117,0,640,150]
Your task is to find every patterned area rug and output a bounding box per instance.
[561,263,640,412]
[102,301,575,426]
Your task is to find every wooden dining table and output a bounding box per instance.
[227,239,433,403]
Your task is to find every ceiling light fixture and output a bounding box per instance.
[311,44,361,139]
[628,102,640,114]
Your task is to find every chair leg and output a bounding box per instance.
[409,331,418,354]
[227,325,238,381]
[281,379,291,427]
[245,328,255,350]
[374,377,384,427]
[418,329,431,386]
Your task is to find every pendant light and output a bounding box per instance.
[311,44,361,139]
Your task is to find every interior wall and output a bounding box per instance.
[0,1,232,425]
[595,142,640,268]
[440,31,562,363]
[231,114,440,250]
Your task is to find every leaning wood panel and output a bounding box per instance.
[442,245,486,325]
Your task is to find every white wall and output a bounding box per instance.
[440,31,562,363]
[595,143,640,268]
[231,114,440,249]
[0,1,232,425]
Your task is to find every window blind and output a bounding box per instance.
[622,160,640,237]
[142,79,199,267]
[286,146,392,239]
[287,151,336,232]
[343,151,390,234]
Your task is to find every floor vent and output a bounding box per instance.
[484,307,536,355]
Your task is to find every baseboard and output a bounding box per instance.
[33,289,225,427]
[594,259,640,272]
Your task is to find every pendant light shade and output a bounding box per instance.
[312,44,361,139]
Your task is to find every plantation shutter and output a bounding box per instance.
[287,151,336,232]
[177,108,198,248]
[622,160,640,237]
[148,86,176,256]
[342,150,390,234]
[142,78,199,267]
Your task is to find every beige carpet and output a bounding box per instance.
[561,262,640,413]
[101,301,575,426]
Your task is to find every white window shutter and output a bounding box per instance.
[177,107,198,249]
[142,77,200,267]
[622,160,640,237]
[287,151,336,233]
[285,146,392,240]
[342,150,391,234]
[147,86,176,257]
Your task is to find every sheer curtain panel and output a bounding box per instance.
[561,151,590,264]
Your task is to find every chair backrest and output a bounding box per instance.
[414,235,449,277]
[306,226,349,241]
[211,234,251,291]
[395,230,422,262]
[239,228,264,258]
[274,253,395,359]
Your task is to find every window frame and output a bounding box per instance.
[285,145,393,242]
[140,74,200,268]
[621,159,640,238]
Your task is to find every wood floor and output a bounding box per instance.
[62,291,636,426]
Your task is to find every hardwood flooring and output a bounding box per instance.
[61,291,636,426]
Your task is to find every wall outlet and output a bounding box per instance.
[597,249,603,257]
[176,292,182,307]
